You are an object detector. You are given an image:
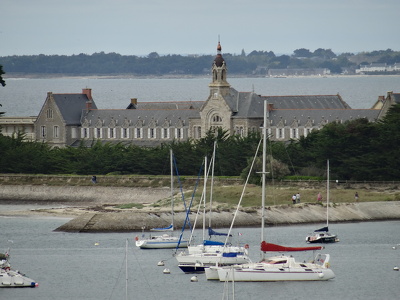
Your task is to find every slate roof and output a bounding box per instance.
[222,87,352,119]
[267,109,380,125]
[53,94,97,125]
[127,101,204,110]
[81,108,199,126]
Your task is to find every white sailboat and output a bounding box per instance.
[306,160,339,243]
[135,149,189,249]
[176,144,251,273]
[0,250,38,288]
[211,101,335,282]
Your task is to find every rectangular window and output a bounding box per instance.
[149,128,155,139]
[54,126,59,138]
[135,128,142,139]
[40,126,46,138]
[121,128,128,139]
[277,128,284,139]
[95,128,102,138]
[163,128,168,139]
[175,128,183,139]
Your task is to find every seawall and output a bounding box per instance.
[1,183,399,232]
[54,201,400,232]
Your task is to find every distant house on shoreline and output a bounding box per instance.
[1,43,398,147]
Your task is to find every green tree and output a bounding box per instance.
[0,64,5,87]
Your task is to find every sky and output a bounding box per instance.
[2,0,400,57]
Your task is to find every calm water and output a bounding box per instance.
[1,76,400,117]
[0,215,399,300]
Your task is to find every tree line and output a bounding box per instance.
[1,104,399,182]
[1,48,400,76]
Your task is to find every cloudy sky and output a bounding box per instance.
[2,0,399,57]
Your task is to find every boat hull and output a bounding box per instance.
[217,266,335,282]
[136,239,188,249]
[178,263,207,273]
[306,235,338,244]
[0,269,38,288]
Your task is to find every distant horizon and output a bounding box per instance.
[1,48,397,58]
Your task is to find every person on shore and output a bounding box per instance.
[355,192,359,202]
[292,194,297,204]
[317,192,322,202]
[91,175,97,184]
[296,192,301,203]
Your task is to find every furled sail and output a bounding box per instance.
[151,224,173,232]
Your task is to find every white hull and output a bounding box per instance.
[136,235,188,249]
[213,255,335,282]
[175,247,250,266]
[0,268,38,288]
[217,265,335,281]
[204,265,220,280]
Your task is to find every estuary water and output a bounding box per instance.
[0,215,399,300]
[1,75,400,117]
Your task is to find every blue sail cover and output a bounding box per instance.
[208,227,232,237]
[314,226,329,232]
[151,224,173,231]
[203,240,225,246]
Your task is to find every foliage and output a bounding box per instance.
[1,105,400,180]
[0,64,5,87]
[2,49,400,76]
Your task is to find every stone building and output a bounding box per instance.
[1,43,398,147]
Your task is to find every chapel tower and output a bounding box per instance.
[209,41,230,97]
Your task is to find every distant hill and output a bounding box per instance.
[1,48,400,76]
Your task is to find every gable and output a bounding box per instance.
[53,94,97,125]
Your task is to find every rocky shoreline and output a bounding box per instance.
[1,184,400,232]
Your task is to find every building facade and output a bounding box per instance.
[2,43,398,147]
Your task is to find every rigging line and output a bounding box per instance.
[129,239,158,300]
[173,153,192,230]
[223,138,262,247]
[266,137,277,207]
[108,244,127,300]
[175,159,204,252]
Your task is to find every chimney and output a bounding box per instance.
[86,100,92,111]
[131,98,138,105]
[82,88,92,100]
[268,103,274,111]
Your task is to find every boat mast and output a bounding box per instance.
[125,239,128,300]
[261,100,267,260]
[171,149,174,230]
[209,141,217,228]
[202,156,207,243]
[326,159,329,228]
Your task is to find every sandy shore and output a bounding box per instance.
[1,185,400,232]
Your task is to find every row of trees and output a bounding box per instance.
[1,104,399,181]
[1,49,400,76]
